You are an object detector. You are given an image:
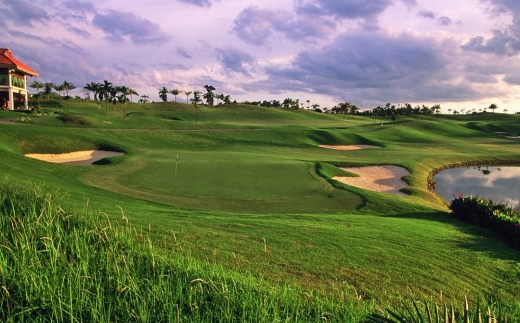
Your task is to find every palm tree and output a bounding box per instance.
[158,87,168,102]
[191,91,202,124]
[128,88,138,102]
[109,86,119,115]
[29,81,44,108]
[488,103,498,113]
[98,80,113,122]
[140,95,149,104]
[203,85,216,106]
[170,89,180,102]
[116,85,130,119]
[61,81,75,98]
[184,91,192,104]
[29,80,44,94]
[224,95,231,105]
[215,93,225,105]
[83,82,100,100]
[43,83,54,101]
[52,83,65,99]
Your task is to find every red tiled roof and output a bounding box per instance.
[0,48,38,76]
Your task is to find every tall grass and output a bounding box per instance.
[0,178,369,322]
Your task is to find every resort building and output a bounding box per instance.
[0,48,38,110]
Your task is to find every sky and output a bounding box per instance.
[1,0,520,113]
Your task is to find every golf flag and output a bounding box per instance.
[175,154,178,177]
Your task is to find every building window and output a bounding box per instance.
[0,74,7,86]
[11,75,25,89]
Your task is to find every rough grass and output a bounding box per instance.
[0,179,371,322]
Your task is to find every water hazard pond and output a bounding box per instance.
[434,166,520,208]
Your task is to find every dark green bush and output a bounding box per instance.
[57,113,91,125]
[449,194,520,250]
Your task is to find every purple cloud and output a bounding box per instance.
[4,0,50,26]
[232,6,336,46]
[438,16,452,25]
[92,10,171,45]
[463,30,520,55]
[418,10,436,19]
[295,0,393,19]
[242,30,470,105]
[463,0,520,55]
[215,47,256,76]
[177,47,193,59]
[176,0,213,7]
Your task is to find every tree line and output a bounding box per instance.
[158,85,233,106]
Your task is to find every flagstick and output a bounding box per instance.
[175,155,178,177]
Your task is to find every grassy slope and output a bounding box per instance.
[1,101,520,313]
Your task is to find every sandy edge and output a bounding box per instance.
[333,165,410,196]
[319,144,382,150]
[25,150,124,165]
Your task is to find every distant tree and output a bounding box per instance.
[83,82,100,100]
[184,91,192,104]
[158,87,168,102]
[29,80,44,94]
[43,83,54,101]
[191,91,202,105]
[116,85,130,119]
[432,104,441,114]
[29,80,44,108]
[53,83,65,98]
[349,104,359,115]
[488,103,498,113]
[223,95,231,105]
[215,93,225,105]
[127,88,138,102]
[282,98,299,109]
[140,94,149,103]
[61,80,76,98]
[108,85,119,115]
[98,80,114,122]
[203,85,216,106]
[306,100,310,109]
[170,89,180,102]
[191,91,202,124]
[421,105,431,115]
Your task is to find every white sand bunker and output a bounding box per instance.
[319,145,382,150]
[25,150,124,165]
[333,165,410,196]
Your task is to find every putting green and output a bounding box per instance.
[84,148,364,213]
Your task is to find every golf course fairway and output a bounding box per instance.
[0,100,519,322]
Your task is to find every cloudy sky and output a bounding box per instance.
[1,0,520,112]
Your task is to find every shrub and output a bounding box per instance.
[57,113,91,125]
[449,194,520,250]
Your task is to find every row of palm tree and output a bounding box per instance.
[83,82,139,103]
[158,85,232,106]
[83,80,134,121]
[29,80,77,101]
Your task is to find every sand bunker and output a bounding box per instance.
[25,150,124,165]
[319,145,382,150]
[333,165,410,195]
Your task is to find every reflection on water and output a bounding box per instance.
[434,166,520,208]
